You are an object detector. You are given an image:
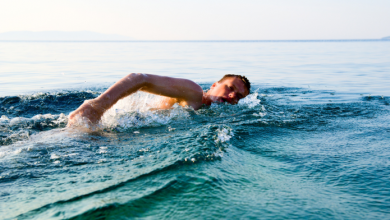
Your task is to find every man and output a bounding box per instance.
[67,73,250,126]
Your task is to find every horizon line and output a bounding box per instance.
[0,39,389,43]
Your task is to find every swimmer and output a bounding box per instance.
[67,73,251,126]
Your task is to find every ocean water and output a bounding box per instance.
[0,40,390,219]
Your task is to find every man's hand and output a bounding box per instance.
[67,99,105,126]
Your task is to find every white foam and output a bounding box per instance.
[0,143,32,159]
[5,114,67,128]
[238,92,261,108]
[99,92,191,130]
[50,153,60,159]
[98,147,108,154]
[0,115,10,124]
[215,127,234,143]
[14,148,23,154]
[9,117,29,127]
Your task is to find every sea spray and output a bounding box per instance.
[215,126,234,143]
[100,92,192,131]
[238,92,261,108]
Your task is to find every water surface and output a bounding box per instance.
[1,41,390,219]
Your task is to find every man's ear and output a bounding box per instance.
[211,82,218,89]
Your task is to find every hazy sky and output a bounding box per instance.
[1,0,389,40]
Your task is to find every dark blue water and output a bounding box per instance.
[1,41,390,219]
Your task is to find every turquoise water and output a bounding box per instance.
[1,41,390,219]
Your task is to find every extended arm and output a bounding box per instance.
[67,73,203,126]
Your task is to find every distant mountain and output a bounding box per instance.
[382,36,390,40]
[0,31,135,41]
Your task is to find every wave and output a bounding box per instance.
[1,86,390,219]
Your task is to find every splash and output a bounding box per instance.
[215,126,234,143]
[1,113,68,146]
[100,92,191,131]
[65,92,194,131]
[238,92,261,108]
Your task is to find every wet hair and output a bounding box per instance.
[218,74,251,94]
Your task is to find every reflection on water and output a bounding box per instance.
[0,41,390,96]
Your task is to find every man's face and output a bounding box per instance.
[207,77,249,104]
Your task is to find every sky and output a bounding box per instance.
[0,0,389,40]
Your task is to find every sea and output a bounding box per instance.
[0,40,390,219]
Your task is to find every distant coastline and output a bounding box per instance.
[382,36,390,40]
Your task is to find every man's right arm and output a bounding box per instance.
[67,73,203,126]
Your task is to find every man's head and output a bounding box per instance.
[204,74,251,105]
